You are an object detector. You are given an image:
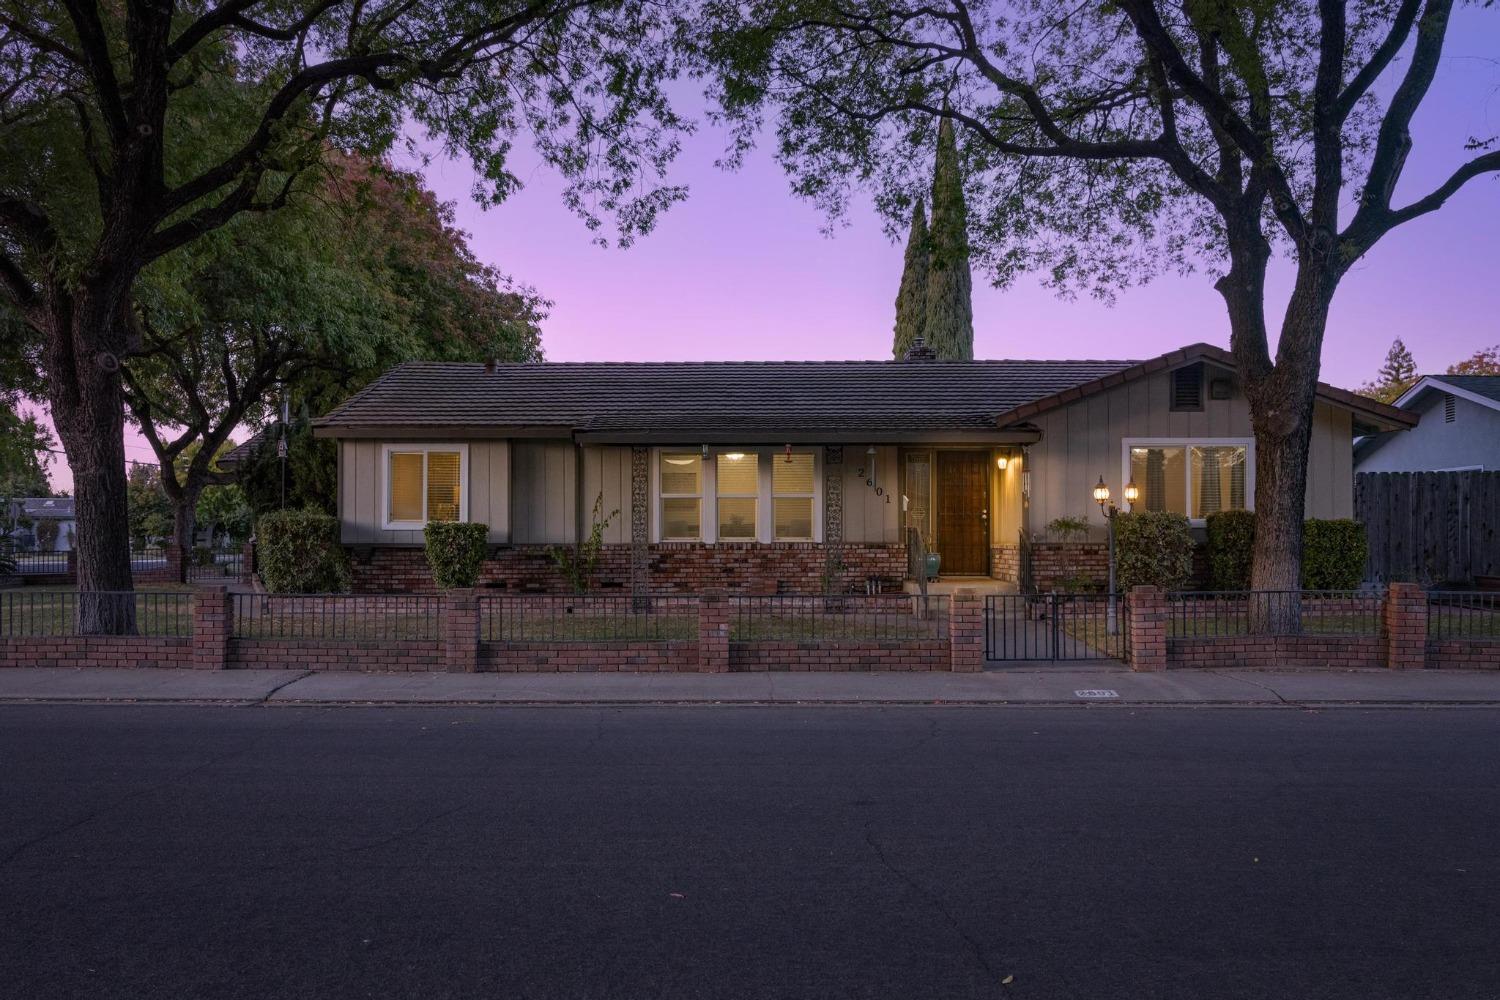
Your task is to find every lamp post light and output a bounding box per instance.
[1094,475,1139,635]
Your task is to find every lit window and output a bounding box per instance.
[773,453,815,540]
[385,446,466,527]
[659,453,702,540]
[716,452,759,540]
[1126,440,1252,522]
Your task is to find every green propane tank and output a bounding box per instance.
[924,552,941,580]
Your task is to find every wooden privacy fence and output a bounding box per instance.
[1356,472,1500,585]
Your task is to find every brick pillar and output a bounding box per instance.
[444,588,480,674]
[192,585,231,670]
[242,540,256,578]
[1127,585,1167,672]
[949,589,985,672]
[697,592,729,673]
[164,543,187,584]
[1383,582,1428,671]
[65,548,78,583]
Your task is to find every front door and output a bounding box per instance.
[935,451,990,575]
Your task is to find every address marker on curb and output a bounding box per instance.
[1074,690,1119,699]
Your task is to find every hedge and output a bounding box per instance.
[1114,511,1195,591]
[256,510,350,593]
[1205,510,1256,590]
[424,522,489,589]
[1302,519,1367,590]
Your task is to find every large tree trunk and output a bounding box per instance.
[45,292,138,634]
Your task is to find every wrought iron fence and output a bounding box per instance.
[984,593,1127,661]
[0,590,191,637]
[730,594,949,643]
[1428,592,1500,642]
[187,546,245,581]
[1168,591,1383,638]
[481,594,698,643]
[231,593,442,641]
[9,550,70,575]
[130,546,169,571]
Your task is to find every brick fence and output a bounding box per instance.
[1,586,990,674]
[1123,583,1499,671]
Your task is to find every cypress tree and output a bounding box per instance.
[1360,338,1419,402]
[892,198,929,359]
[924,116,974,360]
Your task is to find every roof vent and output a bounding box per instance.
[1171,363,1204,411]
[1444,393,1456,423]
[902,337,937,362]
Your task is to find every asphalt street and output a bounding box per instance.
[2,704,1497,999]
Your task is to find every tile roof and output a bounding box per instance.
[313,358,1144,435]
[1431,375,1500,405]
[19,497,74,519]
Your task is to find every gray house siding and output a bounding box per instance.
[1356,392,1500,473]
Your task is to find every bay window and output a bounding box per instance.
[1124,439,1252,523]
[382,445,467,528]
[655,448,820,542]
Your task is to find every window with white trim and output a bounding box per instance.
[715,452,759,540]
[1124,439,1253,523]
[659,453,703,540]
[772,452,816,540]
[383,445,467,528]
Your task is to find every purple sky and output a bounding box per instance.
[37,10,1500,492]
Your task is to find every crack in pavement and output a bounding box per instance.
[1218,672,1292,704]
[864,827,999,980]
[260,670,315,702]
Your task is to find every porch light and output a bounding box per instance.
[1124,479,1140,507]
[1093,475,1111,511]
[724,452,746,461]
[995,454,1009,471]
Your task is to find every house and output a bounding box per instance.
[1355,375,1500,473]
[5,497,76,552]
[312,342,1413,594]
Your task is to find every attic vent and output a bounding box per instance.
[1170,364,1204,411]
[1444,393,1456,423]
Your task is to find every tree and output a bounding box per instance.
[122,153,545,575]
[0,403,53,501]
[925,117,974,361]
[1,0,685,631]
[698,0,1500,625]
[892,199,929,358]
[1359,338,1419,402]
[126,465,172,550]
[1448,346,1500,376]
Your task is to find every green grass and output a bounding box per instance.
[1167,613,1382,639]
[1,585,194,637]
[1428,604,1500,639]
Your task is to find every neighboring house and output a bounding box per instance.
[1355,375,1500,473]
[9,497,77,552]
[216,428,271,473]
[312,342,1413,593]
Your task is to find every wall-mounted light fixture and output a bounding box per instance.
[996,454,1009,471]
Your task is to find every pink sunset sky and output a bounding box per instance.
[32,9,1500,491]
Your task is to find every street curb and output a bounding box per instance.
[4,696,1500,709]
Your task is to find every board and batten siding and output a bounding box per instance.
[338,439,511,545]
[511,440,579,544]
[841,446,901,544]
[1025,368,1354,536]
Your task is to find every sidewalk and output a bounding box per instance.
[1,666,1499,706]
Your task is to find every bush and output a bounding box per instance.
[424,522,490,589]
[192,545,216,567]
[1302,519,1367,590]
[1205,510,1256,590]
[256,510,350,593]
[1114,511,1195,592]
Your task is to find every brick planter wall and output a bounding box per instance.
[1165,635,1385,670]
[348,543,908,595]
[729,640,948,672]
[990,545,1020,583]
[0,636,192,669]
[227,639,445,672]
[1027,542,1110,592]
[481,641,700,672]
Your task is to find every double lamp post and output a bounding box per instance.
[1093,474,1139,634]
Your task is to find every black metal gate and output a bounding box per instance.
[984,593,1128,662]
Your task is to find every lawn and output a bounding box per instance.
[0,585,195,637]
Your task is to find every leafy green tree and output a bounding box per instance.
[0,0,685,629]
[196,484,253,548]
[698,0,1500,623]
[126,465,172,549]
[122,153,545,571]
[892,199,929,358]
[924,117,973,361]
[1359,338,1419,403]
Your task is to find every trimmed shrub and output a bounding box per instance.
[1205,510,1256,590]
[424,522,490,589]
[256,510,350,593]
[1114,511,1194,592]
[1302,519,1367,590]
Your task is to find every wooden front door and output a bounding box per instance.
[935,451,990,575]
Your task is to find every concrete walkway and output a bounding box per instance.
[1,665,1499,706]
